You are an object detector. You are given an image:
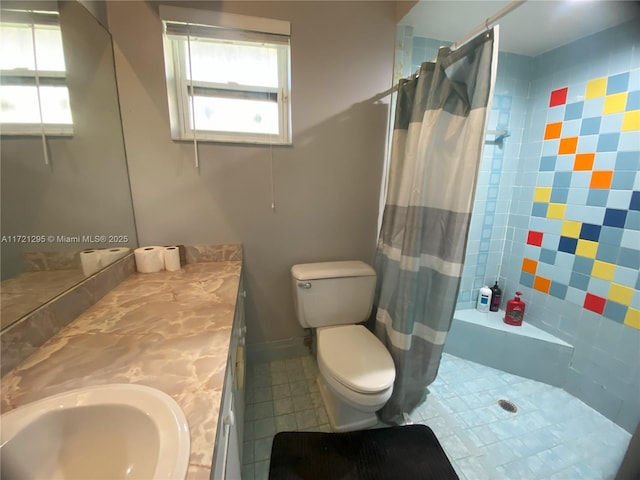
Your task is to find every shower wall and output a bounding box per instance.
[406,21,640,432]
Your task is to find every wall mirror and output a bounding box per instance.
[0,0,138,330]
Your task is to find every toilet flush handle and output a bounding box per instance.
[298,282,312,289]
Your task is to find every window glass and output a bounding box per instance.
[192,96,279,134]
[161,15,291,144]
[0,85,72,124]
[0,24,66,72]
[0,19,72,134]
[187,38,280,89]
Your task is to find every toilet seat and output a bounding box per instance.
[317,325,395,394]
[318,364,393,412]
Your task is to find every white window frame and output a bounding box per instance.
[160,7,292,145]
[0,11,73,137]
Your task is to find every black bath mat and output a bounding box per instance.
[268,424,459,480]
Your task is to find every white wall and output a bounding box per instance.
[107,1,397,346]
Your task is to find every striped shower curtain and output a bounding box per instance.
[374,29,498,424]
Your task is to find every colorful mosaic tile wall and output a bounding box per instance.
[521,71,640,330]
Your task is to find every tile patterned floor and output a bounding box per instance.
[241,353,631,480]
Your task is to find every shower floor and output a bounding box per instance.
[241,352,630,480]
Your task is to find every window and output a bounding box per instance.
[0,9,73,135]
[161,7,291,145]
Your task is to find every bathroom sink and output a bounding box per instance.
[0,384,190,480]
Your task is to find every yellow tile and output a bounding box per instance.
[534,187,551,203]
[625,308,640,330]
[586,77,607,99]
[575,239,598,258]
[591,261,616,281]
[603,92,628,115]
[547,203,566,220]
[561,220,582,238]
[608,283,634,306]
[622,110,640,131]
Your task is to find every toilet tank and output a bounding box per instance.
[291,261,376,328]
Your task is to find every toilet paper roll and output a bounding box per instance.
[164,246,181,272]
[100,247,131,267]
[134,246,165,273]
[80,249,102,277]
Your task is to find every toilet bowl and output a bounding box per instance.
[316,325,394,431]
[291,261,396,432]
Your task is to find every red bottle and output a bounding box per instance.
[504,291,525,326]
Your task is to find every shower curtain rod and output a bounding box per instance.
[393,0,527,86]
[450,0,526,51]
[383,0,527,95]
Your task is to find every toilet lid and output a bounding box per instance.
[317,325,395,394]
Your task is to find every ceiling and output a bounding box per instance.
[399,0,640,57]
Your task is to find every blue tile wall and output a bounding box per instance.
[404,20,639,432]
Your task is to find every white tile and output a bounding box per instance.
[253,437,273,462]
[439,433,475,460]
[271,383,291,400]
[244,420,254,442]
[269,359,287,374]
[295,408,318,429]
[254,459,271,480]
[309,392,324,410]
[253,401,274,420]
[292,393,312,412]
[253,371,272,388]
[454,455,499,480]
[315,406,329,425]
[243,441,254,464]
[480,440,521,467]
[273,397,294,416]
[275,413,297,432]
[254,417,276,439]
[289,380,309,396]
[243,352,630,480]
[270,370,289,386]
[241,463,255,480]
[253,386,272,403]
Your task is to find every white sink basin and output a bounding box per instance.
[1,384,190,480]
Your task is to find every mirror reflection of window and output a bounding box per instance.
[0,9,73,135]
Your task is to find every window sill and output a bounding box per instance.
[171,134,292,147]
[1,132,73,138]
[1,124,73,137]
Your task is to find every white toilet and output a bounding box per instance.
[291,260,396,432]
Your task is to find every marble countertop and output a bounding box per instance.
[1,269,86,329]
[0,260,242,480]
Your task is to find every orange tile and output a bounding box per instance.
[574,153,595,171]
[533,276,551,293]
[558,137,578,154]
[544,122,563,140]
[590,170,613,189]
[522,258,538,275]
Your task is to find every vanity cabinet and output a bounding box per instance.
[0,253,246,479]
[211,277,246,480]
